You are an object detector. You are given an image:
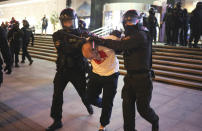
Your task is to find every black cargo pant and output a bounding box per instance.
[165,25,172,45]
[122,73,159,131]
[150,28,157,44]
[189,27,201,47]
[172,26,180,45]
[180,27,188,46]
[22,43,32,62]
[50,68,89,121]
[0,61,3,85]
[10,42,20,65]
[87,72,119,127]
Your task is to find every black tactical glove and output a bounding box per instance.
[151,69,155,79]
[88,36,104,44]
[4,65,12,74]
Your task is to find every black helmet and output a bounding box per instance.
[122,10,140,27]
[110,30,122,38]
[13,21,19,29]
[176,2,182,9]
[166,5,172,12]
[22,20,29,28]
[196,2,202,8]
[59,8,78,29]
[149,8,155,15]
[78,19,86,29]
[183,9,188,15]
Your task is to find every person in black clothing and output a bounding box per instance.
[78,19,87,31]
[162,5,174,45]
[0,27,12,87]
[189,2,202,48]
[180,9,189,46]
[91,10,159,131]
[46,8,93,131]
[7,21,23,67]
[21,20,34,65]
[147,8,159,44]
[172,2,183,46]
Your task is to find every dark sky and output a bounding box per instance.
[0,0,9,2]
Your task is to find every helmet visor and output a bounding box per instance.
[61,16,78,29]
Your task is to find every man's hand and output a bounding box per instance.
[55,41,60,47]
[122,36,130,40]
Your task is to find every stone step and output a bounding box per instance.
[33,42,54,47]
[153,59,202,71]
[153,52,202,60]
[27,50,57,57]
[30,45,55,50]
[119,64,202,77]
[153,45,202,51]
[34,39,53,44]
[118,69,202,90]
[28,47,56,54]
[154,76,202,90]
[153,48,202,56]
[152,55,202,65]
[152,64,202,76]
[118,57,202,71]
[27,53,56,62]
[154,69,202,83]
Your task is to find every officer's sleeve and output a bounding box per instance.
[0,29,12,66]
[53,31,85,54]
[163,14,167,22]
[96,31,147,51]
[31,32,34,44]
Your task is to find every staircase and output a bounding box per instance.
[25,35,202,90]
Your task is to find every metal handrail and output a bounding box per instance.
[91,24,112,33]
[90,24,113,37]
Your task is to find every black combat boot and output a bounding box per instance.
[85,104,93,115]
[15,63,19,67]
[29,60,33,65]
[152,120,159,131]
[46,120,63,131]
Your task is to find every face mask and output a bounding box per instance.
[124,25,138,36]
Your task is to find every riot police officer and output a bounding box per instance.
[0,27,12,87]
[148,8,159,44]
[92,10,159,131]
[163,5,174,45]
[46,8,93,131]
[172,2,183,46]
[78,19,87,31]
[7,21,23,67]
[189,2,202,48]
[21,20,34,65]
[180,9,189,46]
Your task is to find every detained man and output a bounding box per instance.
[82,30,121,131]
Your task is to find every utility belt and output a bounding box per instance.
[57,54,84,70]
[127,69,155,78]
